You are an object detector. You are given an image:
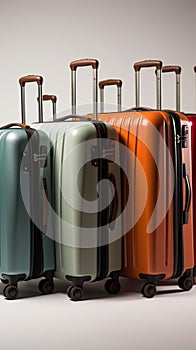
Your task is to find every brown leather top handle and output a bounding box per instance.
[99,79,122,89]
[43,94,57,103]
[134,60,162,72]
[162,65,181,74]
[0,122,30,129]
[70,58,99,71]
[19,75,43,87]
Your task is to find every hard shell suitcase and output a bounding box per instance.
[97,59,194,297]
[162,64,196,274]
[21,60,122,301]
[45,119,122,301]
[99,79,122,113]
[0,76,55,299]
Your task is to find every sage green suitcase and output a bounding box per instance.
[35,119,122,301]
[22,60,122,301]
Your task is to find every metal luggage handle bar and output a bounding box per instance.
[99,79,122,113]
[19,75,44,124]
[42,94,57,120]
[162,66,181,74]
[133,59,162,109]
[159,65,181,112]
[43,94,57,103]
[70,58,99,120]
[70,58,99,71]
[99,79,122,89]
[194,66,196,111]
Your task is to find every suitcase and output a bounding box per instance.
[21,60,122,301]
[162,64,196,275]
[99,79,122,113]
[0,76,55,299]
[97,59,194,297]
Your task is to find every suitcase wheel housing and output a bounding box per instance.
[38,279,55,294]
[67,285,83,301]
[105,279,121,295]
[178,276,193,291]
[3,284,18,300]
[141,283,156,298]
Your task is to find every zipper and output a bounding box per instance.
[168,111,184,278]
[92,121,109,281]
[24,128,44,279]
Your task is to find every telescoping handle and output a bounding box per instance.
[133,59,162,109]
[70,58,99,120]
[19,75,44,124]
[99,79,122,113]
[43,94,57,120]
[161,65,181,112]
[194,66,196,111]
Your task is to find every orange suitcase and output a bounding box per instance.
[98,60,194,297]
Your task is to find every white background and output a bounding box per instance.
[1,0,196,124]
[1,1,196,349]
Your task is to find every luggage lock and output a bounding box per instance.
[176,125,189,148]
[22,145,47,171]
[91,140,115,166]
[33,145,47,168]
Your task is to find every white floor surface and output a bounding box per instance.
[0,276,195,350]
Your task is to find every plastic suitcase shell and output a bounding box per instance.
[97,59,194,297]
[187,114,196,270]
[186,66,196,272]
[98,109,194,297]
[161,64,196,272]
[0,122,55,299]
[33,120,122,300]
[36,120,122,271]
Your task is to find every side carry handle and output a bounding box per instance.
[183,163,191,224]
[99,79,122,113]
[19,74,44,124]
[161,65,181,112]
[108,174,119,230]
[133,59,162,109]
[0,122,30,129]
[54,115,92,122]
[70,58,99,120]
